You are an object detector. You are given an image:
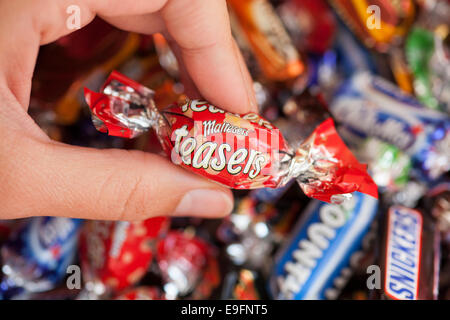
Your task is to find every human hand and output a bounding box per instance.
[0,0,257,221]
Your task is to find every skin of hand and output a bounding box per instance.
[0,0,258,221]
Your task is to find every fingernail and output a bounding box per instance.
[173,189,233,217]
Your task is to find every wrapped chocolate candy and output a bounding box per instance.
[156,230,220,300]
[406,26,450,112]
[332,20,378,78]
[382,180,427,209]
[337,219,379,300]
[329,0,416,91]
[276,0,336,55]
[84,71,377,203]
[219,210,275,268]
[221,269,267,300]
[0,217,82,300]
[328,0,416,53]
[77,217,169,299]
[227,0,307,84]
[152,33,179,80]
[216,176,307,271]
[374,205,440,300]
[426,181,450,236]
[31,17,139,125]
[330,72,450,181]
[269,192,378,300]
[356,138,412,191]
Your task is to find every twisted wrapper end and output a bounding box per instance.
[286,118,379,203]
[84,71,159,139]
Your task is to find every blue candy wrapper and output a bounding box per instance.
[330,72,450,181]
[0,217,82,299]
[269,192,378,300]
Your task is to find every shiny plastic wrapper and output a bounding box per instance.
[84,71,378,203]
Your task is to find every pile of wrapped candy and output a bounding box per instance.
[0,0,449,300]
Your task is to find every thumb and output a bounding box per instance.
[2,136,234,221]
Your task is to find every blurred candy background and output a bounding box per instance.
[0,0,449,300]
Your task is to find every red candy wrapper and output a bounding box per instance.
[78,217,169,299]
[156,231,220,299]
[277,0,336,54]
[84,71,377,203]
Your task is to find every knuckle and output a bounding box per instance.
[102,150,156,221]
[118,174,148,221]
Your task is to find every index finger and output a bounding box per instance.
[105,0,258,114]
[0,0,257,114]
[160,0,258,114]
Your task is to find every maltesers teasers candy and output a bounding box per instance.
[84,71,377,203]
[269,192,378,300]
[375,205,440,300]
